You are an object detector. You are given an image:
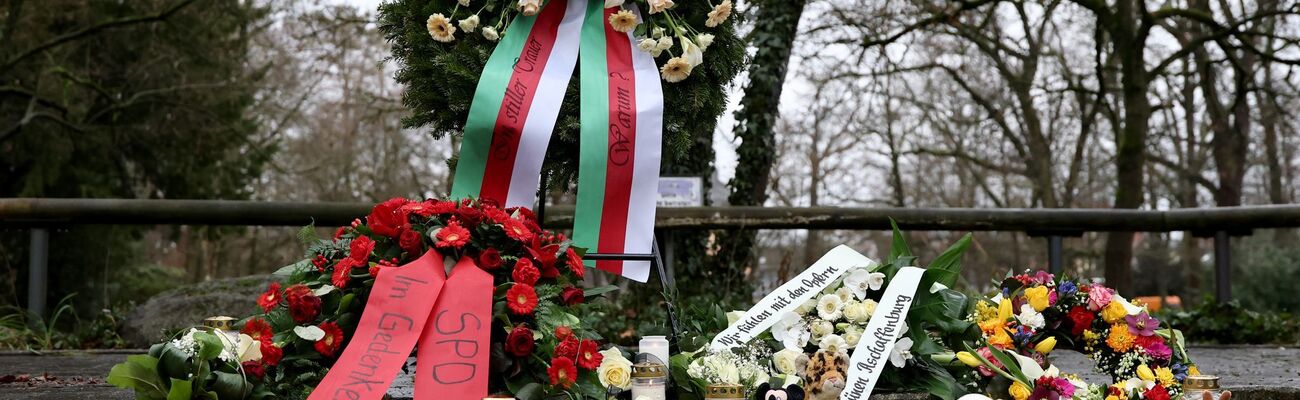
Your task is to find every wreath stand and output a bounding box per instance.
[533,173,684,354]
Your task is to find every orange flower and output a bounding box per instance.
[1106,323,1135,352]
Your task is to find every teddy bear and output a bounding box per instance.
[753,382,805,400]
[796,350,849,400]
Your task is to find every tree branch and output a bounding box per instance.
[0,0,201,73]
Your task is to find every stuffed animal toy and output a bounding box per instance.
[798,350,849,400]
[753,382,805,400]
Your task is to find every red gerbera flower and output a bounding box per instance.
[241,318,273,342]
[548,357,578,389]
[314,322,345,358]
[502,218,535,243]
[565,248,584,278]
[259,340,283,366]
[399,200,437,217]
[436,221,471,249]
[577,340,602,370]
[512,259,540,286]
[554,336,579,359]
[506,283,538,315]
[332,257,360,289]
[478,248,504,270]
[285,284,322,324]
[348,235,375,262]
[256,282,282,312]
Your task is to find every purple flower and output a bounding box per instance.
[1032,271,1055,285]
[1126,312,1159,336]
[1057,280,1078,297]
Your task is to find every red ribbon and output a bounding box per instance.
[309,250,492,400]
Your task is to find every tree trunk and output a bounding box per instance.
[722,0,808,270]
[1102,1,1150,295]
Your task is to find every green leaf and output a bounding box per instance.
[156,345,192,381]
[887,219,912,263]
[211,370,253,400]
[903,359,968,400]
[166,378,194,400]
[986,346,1029,385]
[582,285,619,298]
[106,355,168,400]
[193,331,224,361]
[273,259,310,277]
[909,289,974,335]
[924,233,972,288]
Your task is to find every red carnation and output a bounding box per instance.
[285,284,322,324]
[348,235,376,262]
[554,326,574,341]
[242,318,273,342]
[332,257,361,289]
[506,284,539,315]
[1067,306,1095,337]
[484,207,511,224]
[241,361,265,380]
[259,340,283,366]
[430,200,457,215]
[333,226,348,240]
[1145,385,1171,400]
[577,340,602,370]
[554,336,579,359]
[456,205,483,226]
[560,286,584,306]
[512,259,541,286]
[548,357,578,389]
[565,248,585,278]
[399,200,438,217]
[314,322,345,358]
[505,325,536,357]
[436,221,471,249]
[367,198,411,238]
[478,248,504,270]
[398,227,423,254]
[502,219,535,243]
[256,282,283,312]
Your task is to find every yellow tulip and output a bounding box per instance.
[1034,336,1057,354]
[998,299,1013,321]
[1009,381,1031,400]
[1025,286,1050,311]
[1189,365,1202,376]
[956,351,982,368]
[1136,364,1155,382]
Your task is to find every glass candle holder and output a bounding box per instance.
[1184,375,1226,400]
[631,362,667,400]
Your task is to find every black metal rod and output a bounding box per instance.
[1214,231,1232,303]
[1048,236,1063,275]
[27,228,48,319]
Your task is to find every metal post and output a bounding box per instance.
[1048,235,1063,275]
[661,231,676,288]
[28,228,49,318]
[1214,231,1232,303]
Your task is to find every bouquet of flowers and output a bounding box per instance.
[111,197,616,399]
[957,272,1196,400]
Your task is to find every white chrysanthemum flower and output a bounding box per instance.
[648,0,674,14]
[816,293,845,321]
[809,318,834,339]
[819,334,849,354]
[696,33,715,50]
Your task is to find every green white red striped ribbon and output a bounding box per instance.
[451,0,661,282]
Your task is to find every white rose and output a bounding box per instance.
[809,319,834,339]
[597,348,633,390]
[842,326,863,348]
[819,334,849,354]
[655,36,673,52]
[772,348,801,375]
[859,299,878,323]
[816,294,844,321]
[604,0,623,8]
[726,310,747,326]
[458,15,479,32]
[652,26,666,38]
[842,300,867,323]
[647,0,674,14]
[637,38,659,56]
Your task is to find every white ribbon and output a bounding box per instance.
[841,266,925,400]
[709,245,874,350]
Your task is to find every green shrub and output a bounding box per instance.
[1161,297,1300,345]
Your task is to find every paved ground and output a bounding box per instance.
[2,346,1297,399]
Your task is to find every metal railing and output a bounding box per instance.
[5,198,1298,315]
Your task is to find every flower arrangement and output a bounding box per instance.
[107,327,263,399]
[956,272,1196,400]
[111,197,617,399]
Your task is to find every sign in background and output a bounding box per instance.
[656,176,703,207]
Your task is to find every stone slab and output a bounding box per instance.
[3,346,1298,399]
